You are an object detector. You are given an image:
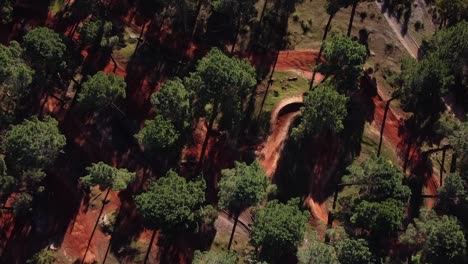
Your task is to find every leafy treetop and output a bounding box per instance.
[3,116,66,172]
[316,35,367,91]
[78,71,127,110]
[218,160,271,214]
[81,162,135,191]
[134,170,206,231]
[251,198,309,260]
[400,210,467,263]
[292,83,348,138]
[23,27,67,72]
[192,250,238,264]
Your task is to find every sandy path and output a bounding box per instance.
[375,1,420,59]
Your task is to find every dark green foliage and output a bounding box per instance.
[394,56,450,121]
[292,83,348,138]
[12,192,33,217]
[78,20,119,48]
[435,0,468,27]
[336,238,373,264]
[26,248,56,264]
[134,170,206,231]
[0,156,15,195]
[400,210,466,263]
[428,22,467,98]
[297,240,339,264]
[344,155,411,202]
[3,116,66,172]
[151,77,192,131]
[438,173,467,210]
[316,35,367,91]
[0,0,13,24]
[193,250,238,264]
[78,71,126,110]
[23,27,67,72]
[81,162,135,191]
[350,199,404,234]
[0,41,34,92]
[188,48,256,131]
[251,198,309,260]
[135,115,180,153]
[212,0,256,22]
[0,41,34,124]
[218,160,270,214]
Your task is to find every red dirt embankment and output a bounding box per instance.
[275,49,323,78]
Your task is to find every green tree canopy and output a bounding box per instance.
[135,115,180,153]
[435,0,468,27]
[81,162,135,191]
[315,35,367,91]
[251,198,309,260]
[0,41,34,92]
[3,116,66,172]
[0,41,34,124]
[193,249,238,264]
[78,20,119,48]
[344,155,411,202]
[218,160,270,214]
[12,192,33,217]
[189,48,256,131]
[78,71,127,110]
[151,77,192,131]
[292,83,348,138]
[0,0,14,24]
[394,55,450,122]
[26,248,56,264]
[0,156,15,195]
[336,238,372,264]
[438,173,467,211]
[23,27,67,73]
[350,199,404,234]
[400,210,466,263]
[134,170,206,231]
[297,240,339,264]
[426,21,468,105]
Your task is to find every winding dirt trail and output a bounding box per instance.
[256,48,441,224]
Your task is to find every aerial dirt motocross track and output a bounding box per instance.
[257,49,439,223]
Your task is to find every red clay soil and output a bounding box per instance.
[371,91,439,206]
[275,49,324,79]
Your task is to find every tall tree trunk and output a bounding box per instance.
[440,148,446,186]
[231,15,242,54]
[347,1,358,37]
[191,0,204,40]
[259,0,269,25]
[309,13,334,90]
[403,139,412,173]
[258,46,281,117]
[227,215,239,250]
[378,97,396,157]
[144,229,158,264]
[450,151,457,173]
[81,188,111,264]
[197,102,219,173]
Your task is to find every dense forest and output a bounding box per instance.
[0,0,467,263]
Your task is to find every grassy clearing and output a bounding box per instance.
[256,71,308,114]
[287,1,419,92]
[49,0,65,15]
[113,26,139,65]
[358,123,399,165]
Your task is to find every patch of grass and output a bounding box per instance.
[358,123,398,165]
[257,71,309,114]
[113,27,139,64]
[49,0,65,15]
